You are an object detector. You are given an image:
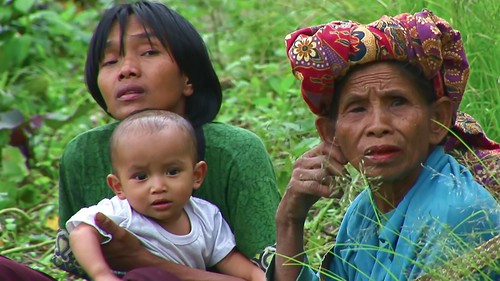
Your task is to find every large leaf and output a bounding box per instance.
[13,0,35,14]
[0,110,25,130]
[0,35,32,73]
[1,146,29,181]
[0,181,17,209]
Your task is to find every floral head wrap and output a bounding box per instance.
[285,9,499,193]
[285,9,467,117]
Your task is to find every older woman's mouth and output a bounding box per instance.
[364,145,401,162]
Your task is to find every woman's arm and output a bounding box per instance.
[69,223,120,281]
[95,213,247,281]
[215,250,265,281]
[274,142,346,281]
[200,124,281,261]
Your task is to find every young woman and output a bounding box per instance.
[50,1,280,280]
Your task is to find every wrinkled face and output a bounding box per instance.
[97,15,193,120]
[334,62,435,188]
[110,128,198,227]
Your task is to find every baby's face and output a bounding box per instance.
[112,128,196,226]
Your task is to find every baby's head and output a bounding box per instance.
[107,110,206,222]
[109,109,198,169]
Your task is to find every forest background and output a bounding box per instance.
[0,0,498,280]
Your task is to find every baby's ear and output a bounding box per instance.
[193,161,207,190]
[429,96,453,145]
[316,116,336,145]
[107,174,126,199]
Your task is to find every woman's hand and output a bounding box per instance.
[274,141,347,281]
[277,141,347,224]
[95,212,159,271]
[95,212,246,281]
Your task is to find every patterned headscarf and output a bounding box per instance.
[285,9,499,192]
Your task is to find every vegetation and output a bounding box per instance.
[0,0,498,280]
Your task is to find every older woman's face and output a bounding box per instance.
[334,62,434,187]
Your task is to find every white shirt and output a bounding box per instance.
[66,196,235,269]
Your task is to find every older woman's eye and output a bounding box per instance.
[133,172,148,181]
[391,97,407,107]
[347,105,365,113]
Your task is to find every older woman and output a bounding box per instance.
[271,9,500,281]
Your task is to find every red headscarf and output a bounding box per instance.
[285,9,499,191]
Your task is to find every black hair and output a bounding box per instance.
[85,1,222,127]
[329,61,436,119]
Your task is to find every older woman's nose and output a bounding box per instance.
[366,108,392,137]
[118,55,141,80]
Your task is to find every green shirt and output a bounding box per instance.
[58,121,280,258]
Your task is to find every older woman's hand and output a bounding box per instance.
[274,141,347,281]
[278,141,347,224]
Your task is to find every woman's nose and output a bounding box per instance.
[118,55,141,80]
[366,107,392,137]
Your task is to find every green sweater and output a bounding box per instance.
[58,121,280,259]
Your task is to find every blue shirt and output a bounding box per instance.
[269,147,500,280]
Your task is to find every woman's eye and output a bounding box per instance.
[133,173,148,181]
[142,50,159,56]
[347,106,365,113]
[391,97,407,107]
[101,59,117,67]
[166,169,179,176]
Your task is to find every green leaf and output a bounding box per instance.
[0,181,17,209]
[0,35,32,72]
[13,0,35,14]
[0,110,25,130]
[0,6,13,21]
[0,130,9,148]
[1,146,29,181]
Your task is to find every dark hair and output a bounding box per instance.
[329,61,436,119]
[85,1,222,127]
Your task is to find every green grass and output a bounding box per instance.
[0,0,498,280]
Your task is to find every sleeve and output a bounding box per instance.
[207,208,237,267]
[58,137,85,229]
[65,198,126,244]
[200,124,281,265]
[224,129,281,259]
[51,138,90,276]
[53,126,116,276]
[414,189,500,278]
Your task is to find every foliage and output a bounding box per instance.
[0,0,497,279]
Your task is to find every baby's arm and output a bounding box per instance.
[215,250,265,281]
[69,223,121,281]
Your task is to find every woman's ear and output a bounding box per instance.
[315,116,338,145]
[182,75,194,97]
[429,96,453,145]
[107,174,126,200]
[192,161,207,190]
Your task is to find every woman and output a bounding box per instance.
[271,9,499,281]
[6,1,279,280]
